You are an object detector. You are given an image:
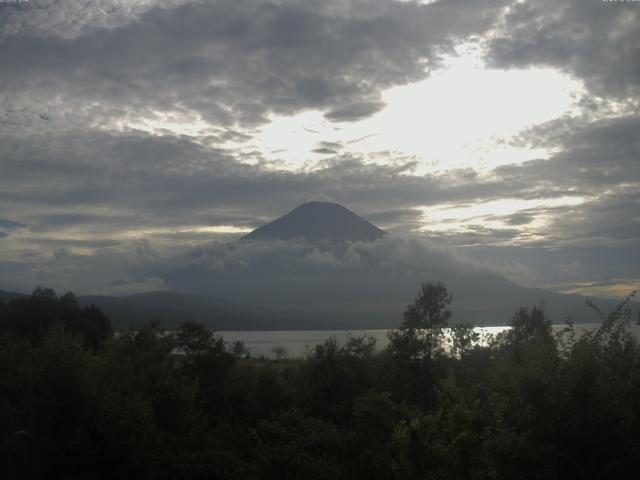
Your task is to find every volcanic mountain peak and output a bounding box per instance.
[242,201,386,243]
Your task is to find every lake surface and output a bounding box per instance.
[218,323,640,358]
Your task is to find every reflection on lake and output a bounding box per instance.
[218,323,640,359]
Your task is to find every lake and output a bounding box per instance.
[217,323,640,358]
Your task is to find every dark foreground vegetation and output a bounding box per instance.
[1,284,639,479]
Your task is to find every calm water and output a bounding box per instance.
[218,323,640,358]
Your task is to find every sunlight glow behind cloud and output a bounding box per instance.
[100,44,586,183]
[249,46,584,173]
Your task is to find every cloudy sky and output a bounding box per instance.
[0,0,638,297]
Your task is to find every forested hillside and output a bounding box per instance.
[1,285,639,479]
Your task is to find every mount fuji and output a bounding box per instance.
[242,201,387,243]
[158,201,637,328]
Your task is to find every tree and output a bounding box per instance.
[449,322,480,359]
[175,321,236,414]
[176,321,219,358]
[385,282,453,409]
[271,345,288,361]
[0,288,111,349]
[60,292,112,350]
[388,281,452,362]
[510,304,552,343]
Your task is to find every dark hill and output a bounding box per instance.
[77,291,383,330]
[0,290,28,303]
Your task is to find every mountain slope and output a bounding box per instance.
[165,256,638,327]
[163,201,639,327]
[242,201,386,243]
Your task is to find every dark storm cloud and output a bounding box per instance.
[30,213,128,231]
[312,148,340,155]
[324,101,386,122]
[496,114,640,193]
[365,208,424,228]
[426,226,521,246]
[312,141,343,155]
[1,0,638,297]
[0,219,26,230]
[544,189,640,248]
[504,213,534,226]
[0,218,26,239]
[0,132,451,240]
[23,238,126,249]
[484,0,640,101]
[479,113,640,253]
[2,108,636,239]
[0,0,188,39]
[0,0,508,128]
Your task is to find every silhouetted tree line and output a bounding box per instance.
[0,283,639,479]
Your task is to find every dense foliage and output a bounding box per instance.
[1,284,639,479]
